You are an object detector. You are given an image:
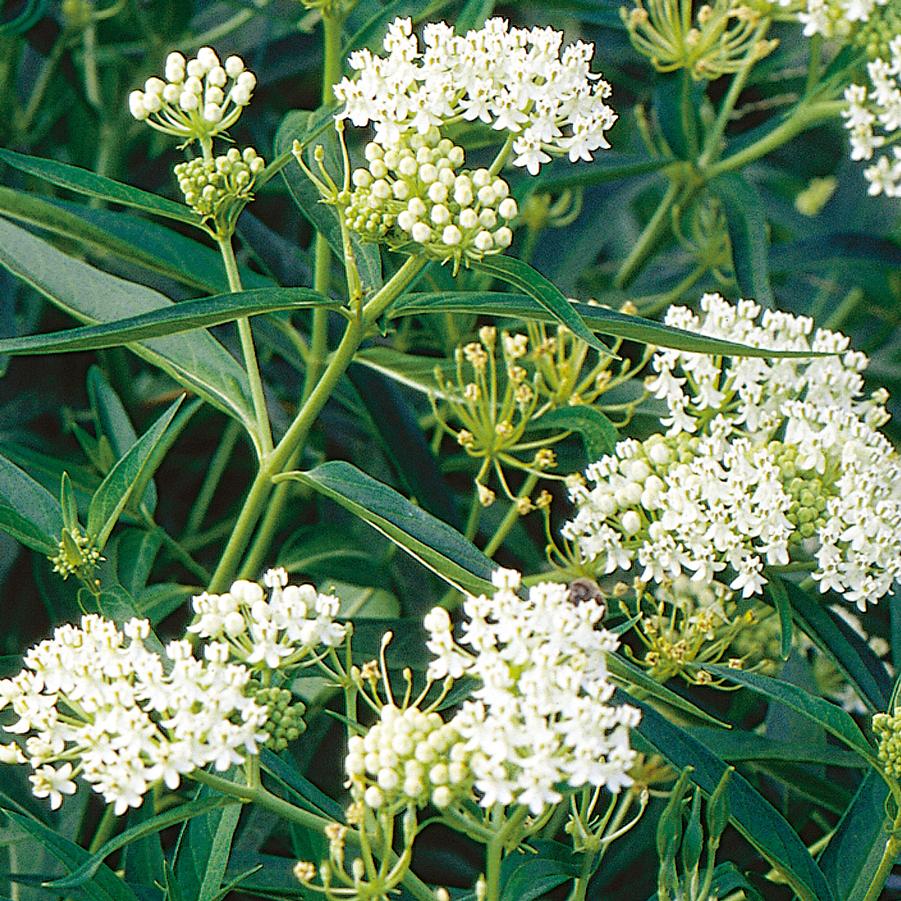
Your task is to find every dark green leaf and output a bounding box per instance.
[777,577,891,712]
[278,461,495,595]
[46,797,229,889]
[654,72,700,160]
[0,149,200,225]
[528,406,618,460]
[354,346,457,397]
[770,233,901,273]
[259,750,346,822]
[86,397,183,548]
[6,811,141,901]
[0,453,63,553]
[0,287,335,356]
[767,576,793,661]
[687,727,865,767]
[0,216,257,432]
[710,174,774,308]
[703,665,877,764]
[457,0,495,31]
[818,769,892,901]
[500,839,581,901]
[0,187,270,294]
[627,691,835,901]
[472,256,611,354]
[516,154,669,196]
[274,110,383,292]
[389,292,824,357]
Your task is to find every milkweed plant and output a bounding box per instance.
[0,0,898,898]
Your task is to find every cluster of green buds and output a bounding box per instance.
[342,128,516,273]
[174,147,265,236]
[621,576,751,685]
[872,708,901,778]
[345,703,471,813]
[769,440,836,543]
[247,684,307,752]
[621,0,778,79]
[853,1,901,59]
[49,526,102,587]
[656,767,732,901]
[128,48,256,146]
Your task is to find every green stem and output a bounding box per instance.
[87,803,117,855]
[144,516,211,583]
[217,236,274,458]
[19,34,66,135]
[613,179,683,289]
[82,20,102,111]
[706,101,845,179]
[483,473,539,558]
[209,256,428,590]
[635,263,708,316]
[698,22,770,168]
[863,816,901,901]
[189,770,436,901]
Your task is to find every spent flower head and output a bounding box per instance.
[424,569,641,814]
[333,17,617,175]
[129,47,256,146]
[563,294,901,610]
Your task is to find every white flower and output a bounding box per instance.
[333,17,616,175]
[423,573,640,815]
[29,763,76,810]
[565,295,901,610]
[128,47,255,143]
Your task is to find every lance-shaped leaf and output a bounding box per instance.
[86,397,183,549]
[472,256,611,354]
[277,461,495,595]
[0,217,256,432]
[710,174,774,308]
[0,287,336,355]
[703,665,878,765]
[5,811,141,901]
[526,406,618,460]
[389,292,823,358]
[626,691,835,901]
[46,796,230,889]
[0,454,63,554]
[0,149,200,225]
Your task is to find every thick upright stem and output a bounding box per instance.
[217,236,274,458]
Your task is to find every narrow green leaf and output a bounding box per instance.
[389,292,824,358]
[687,727,865,767]
[627,692,835,901]
[0,187,270,294]
[259,750,346,822]
[703,665,877,764]
[818,769,892,901]
[197,803,242,901]
[88,367,157,513]
[277,461,495,595]
[770,233,901,273]
[0,287,335,356]
[0,149,200,225]
[516,154,668,196]
[0,216,257,432]
[710,174,774,307]
[472,255,611,354]
[457,0,495,30]
[86,397,183,548]
[777,577,891,712]
[767,576,793,661]
[46,797,229,889]
[274,110,383,292]
[5,811,141,901]
[0,454,63,552]
[527,406,618,460]
[500,839,581,901]
[607,653,729,728]
[60,472,78,532]
[354,346,458,398]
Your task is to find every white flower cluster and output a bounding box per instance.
[563,294,901,610]
[424,570,640,815]
[0,616,268,814]
[128,47,256,142]
[344,128,515,269]
[334,17,617,175]
[189,567,347,672]
[345,704,471,812]
[843,38,901,198]
[769,0,889,39]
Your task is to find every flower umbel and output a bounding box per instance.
[128,47,256,146]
